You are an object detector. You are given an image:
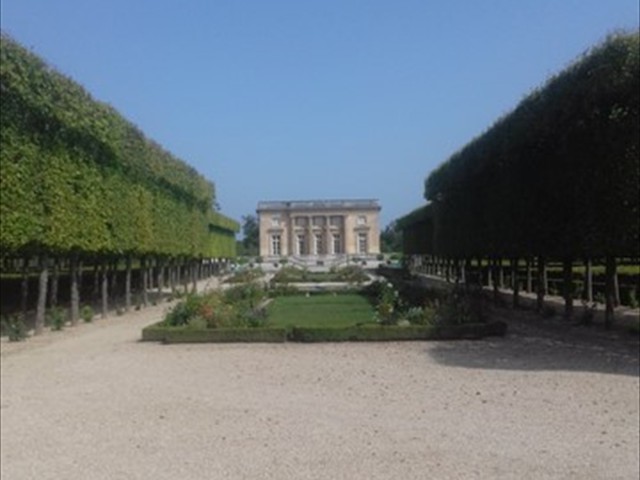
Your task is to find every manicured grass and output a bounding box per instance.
[267,294,376,328]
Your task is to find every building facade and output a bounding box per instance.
[257,199,381,259]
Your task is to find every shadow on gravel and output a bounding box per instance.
[427,308,640,377]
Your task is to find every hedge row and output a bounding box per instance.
[396,33,639,327]
[1,34,239,259]
[421,32,638,260]
[141,324,288,343]
[141,321,507,343]
[0,34,239,335]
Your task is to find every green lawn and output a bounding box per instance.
[268,294,376,328]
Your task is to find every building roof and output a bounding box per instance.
[257,199,381,212]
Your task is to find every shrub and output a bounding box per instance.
[48,307,66,331]
[223,282,265,308]
[1,315,28,341]
[164,299,193,326]
[81,305,94,323]
[271,266,305,283]
[402,306,436,326]
[335,265,369,283]
[225,268,265,283]
[435,284,488,325]
[163,285,269,329]
[268,283,300,297]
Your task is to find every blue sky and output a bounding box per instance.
[2,0,638,228]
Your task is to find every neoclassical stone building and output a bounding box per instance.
[257,199,381,260]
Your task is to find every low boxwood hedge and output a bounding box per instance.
[141,323,287,343]
[141,321,507,343]
[289,321,507,342]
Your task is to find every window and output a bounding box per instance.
[357,215,367,226]
[332,234,342,254]
[271,216,281,227]
[312,216,326,227]
[314,234,324,255]
[357,233,368,254]
[271,235,281,256]
[329,216,343,227]
[297,234,306,255]
[294,217,308,227]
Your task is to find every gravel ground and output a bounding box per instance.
[1,291,639,480]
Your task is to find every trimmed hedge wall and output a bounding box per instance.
[421,33,639,260]
[397,32,639,327]
[0,34,239,335]
[1,33,239,259]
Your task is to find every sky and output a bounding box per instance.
[1,0,638,229]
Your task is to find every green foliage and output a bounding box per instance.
[380,220,403,253]
[416,33,639,260]
[271,265,369,284]
[401,306,436,326]
[435,285,488,326]
[1,314,28,341]
[239,214,259,256]
[373,279,401,325]
[164,285,268,329]
[141,322,287,343]
[47,306,66,331]
[334,265,369,283]
[225,268,264,283]
[0,34,238,260]
[81,305,94,323]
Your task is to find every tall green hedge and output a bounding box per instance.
[0,34,238,259]
[420,32,639,260]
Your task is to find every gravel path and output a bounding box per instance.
[1,293,639,479]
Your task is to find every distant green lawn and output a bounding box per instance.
[268,294,376,328]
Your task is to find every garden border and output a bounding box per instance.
[141,321,507,343]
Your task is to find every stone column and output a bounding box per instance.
[343,215,353,255]
[324,216,329,255]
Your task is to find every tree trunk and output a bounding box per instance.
[125,256,132,312]
[169,259,176,294]
[101,262,108,319]
[605,256,616,329]
[35,254,49,336]
[109,259,118,302]
[492,259,499,304]
[613,269,621,307]
[20,256,29,322]
[92,262,100,301]
[536,256,546,313]
[70,254,80,326]
[49,257,59,308]
[182,260,189,293]
[78,259,84,300]
[562,258,573,319]
[511,258,520,308]
[498,260,504,289]
[191,260,198,293]
[583,258,593,303]
[141,257,149,307]
[157,257,164,296]
[525,258,533,293]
